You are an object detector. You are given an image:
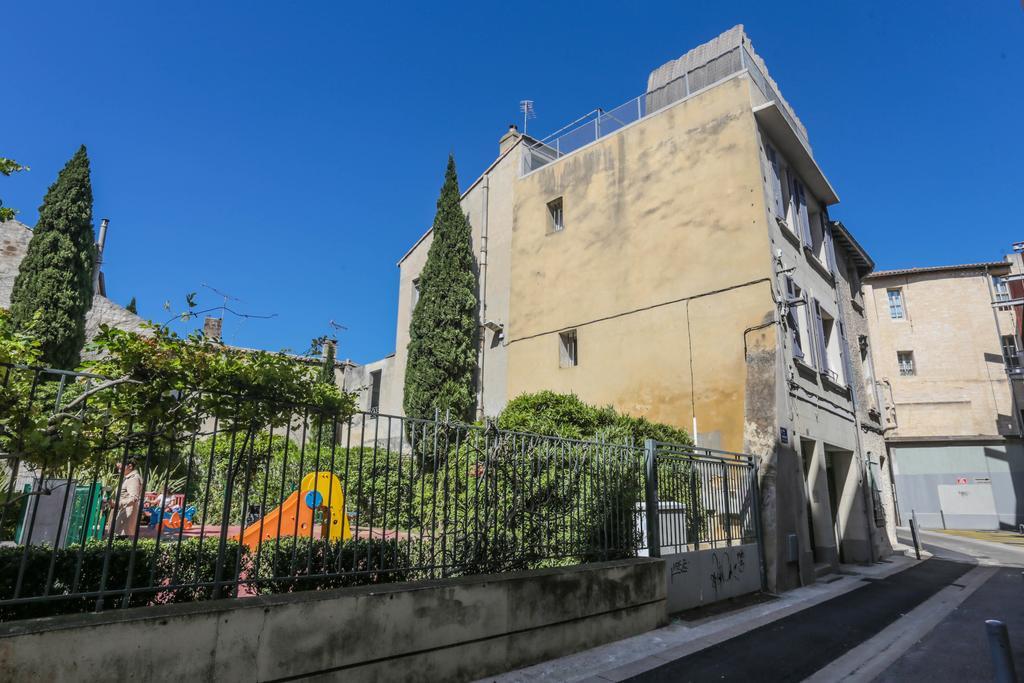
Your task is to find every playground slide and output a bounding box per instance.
[237,472,352,551]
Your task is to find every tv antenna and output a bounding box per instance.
[202,282,242,315]
[164,282,277,335]
[328,319,347,341]
[520,100,535,133]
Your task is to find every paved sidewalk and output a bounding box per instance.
[484,557,915,682]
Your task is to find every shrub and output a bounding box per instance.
[0,539,157,620]
[155,538,248,603]
[0,537,249,620]
[253,537,410,594]
[498,391,692,446]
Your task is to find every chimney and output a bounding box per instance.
[93,218,109,295]
[499,124,520,155]
[203,316,223,342]
[322,338,337,362]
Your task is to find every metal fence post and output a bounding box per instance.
[986,620,1018,683]
[643,439,660,558]
[749,457,768,592]
[689,460,700,551]
[722,461,732,546]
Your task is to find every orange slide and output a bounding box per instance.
[236,472,352,551]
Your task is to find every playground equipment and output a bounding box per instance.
[16,480,103,547]
[236,472,351,551]
[145,503,196,533]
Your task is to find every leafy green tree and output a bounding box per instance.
[125,297,137,314]
[1,157,29,221]
[0,157,28,222]
[9,146,96,368]
[403,155,479,424]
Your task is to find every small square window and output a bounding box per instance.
[897,350,915,376]
[559,329,578,367]
[548,197,564,233]
[887,289,905,320]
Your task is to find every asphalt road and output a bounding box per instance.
[626,531,1024,682]
[875,565,1024,682]
[873,530,1024,682]
[626,558,973,683]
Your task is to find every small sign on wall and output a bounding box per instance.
[956,477,968,485]
[780,428,789,445]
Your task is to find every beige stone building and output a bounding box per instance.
[364,26,894,590]
[864,261,1024,530]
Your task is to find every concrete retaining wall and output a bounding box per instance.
[0,558,666,682]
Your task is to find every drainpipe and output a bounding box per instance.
[476,175,490,420]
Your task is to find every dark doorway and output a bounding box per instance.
[800,439,820,561]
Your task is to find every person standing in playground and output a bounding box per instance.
[108,457,143,538]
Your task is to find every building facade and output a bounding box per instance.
[864,261,1024,530]
[369,26,894,590]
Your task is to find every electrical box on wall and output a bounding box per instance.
[786,533,800,563]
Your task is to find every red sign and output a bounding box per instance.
[956,477,968,485]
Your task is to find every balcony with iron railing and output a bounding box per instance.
[521,43,811,176]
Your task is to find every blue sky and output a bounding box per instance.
[3,2,1021,363]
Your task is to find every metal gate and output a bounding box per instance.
[642,439,766,594]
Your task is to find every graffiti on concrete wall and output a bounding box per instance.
[663,543,759,613]
[669,557,689,582]
[708,547,745,596]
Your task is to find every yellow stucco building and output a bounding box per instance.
[367,26,894,590]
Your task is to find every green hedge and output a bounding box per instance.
[252,537,410,594]
[0,538,247,621]
[497,391,692,445]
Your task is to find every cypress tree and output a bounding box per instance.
[320,339,336,385]
[125,296,137,314]
[403,155,479,423]
[9,146,96,369]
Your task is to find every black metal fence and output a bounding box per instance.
[0,363,763,621]
[643,440,762,556]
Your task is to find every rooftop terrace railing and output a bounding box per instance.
[522,45,810,175]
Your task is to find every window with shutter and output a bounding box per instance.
[785,276,804,361]
[812,298,829,374]
[766,145,785,218]
[802,295,817,370]
[795,179,812,246]
[822,217,837,274]
[837,321,851,386]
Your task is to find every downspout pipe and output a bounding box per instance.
[477,176,490,420]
